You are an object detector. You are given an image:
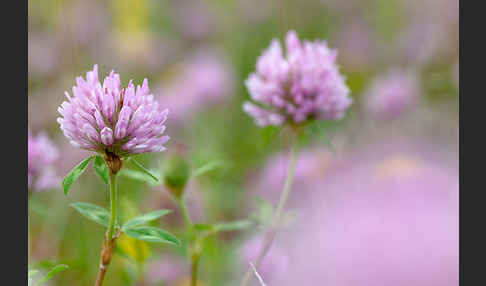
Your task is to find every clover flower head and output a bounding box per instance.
[57,65,170,158]
[243,30,352,127]
[28,129,59,191]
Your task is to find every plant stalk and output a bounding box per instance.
[191,251,200,286]
[178,197,200,286]
[107,172,118,241]
[178,197,193,231]
[95,171,119,286]
[241,135,299,286]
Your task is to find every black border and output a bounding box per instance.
[459,0,485,284]
[5,0,28,283]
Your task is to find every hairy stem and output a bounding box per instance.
[95,172,119,286]
[107,172,118,241]
[241,135,299,286]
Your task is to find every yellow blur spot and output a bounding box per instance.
[374,153,423,180]
[175,277,206,286]
[112,0,150,57]
[113,0,148,34]
[117,234,150,263]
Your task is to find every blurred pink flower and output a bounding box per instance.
[244,30,352,126]
[396,0,458,66]
[146,254,187,285]
[28,129,59,191]
[58,65,170,156]
[334,20,377,72]
[173,0,215,40]
[61,0,108,47]
[56,141,93,175]
[396,20,444,66]
[29,86,69,131]
[276,142,458,286]
[364,69,421,120]
[156,52,234,120]
[28,33,60,79]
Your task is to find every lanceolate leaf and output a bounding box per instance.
[193,224,214,232]
[192,161,223,177]
[124,226,180,246]
[253,198,274,226]
[62,156,95,195]
[195,220,253,236]
[34,264,69,286]
[128,158,159,182]
[118,169,160,186]
[93,156,109,185]
[70,202,110,227]
[213,220,254,232]
[122,209,172,230]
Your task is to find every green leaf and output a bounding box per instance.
[93,156,109,185]
[194,220,253,235]
[260,125,282,148]
[193,224,214,232]
[124,226,180,246]
[213,220,253,232]
[118,169,160,186]
[29,260,58,270]
[252,197,274,226]
[62,156,95,195]
[122,209,172,230]
[192,161,223,177]
[35,264,69,286]
[70,202,110,227]
[128,158,159,183]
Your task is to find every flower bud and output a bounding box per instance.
[162,153,191,199]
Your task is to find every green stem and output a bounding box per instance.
[241,135,299,286]
[273,137,299,223]
[107,172,118,241]
[178,197,200,285]
[191,251,200,286]
[135,262,146,286]
[178,197,193,230]
[95,171,119,286]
